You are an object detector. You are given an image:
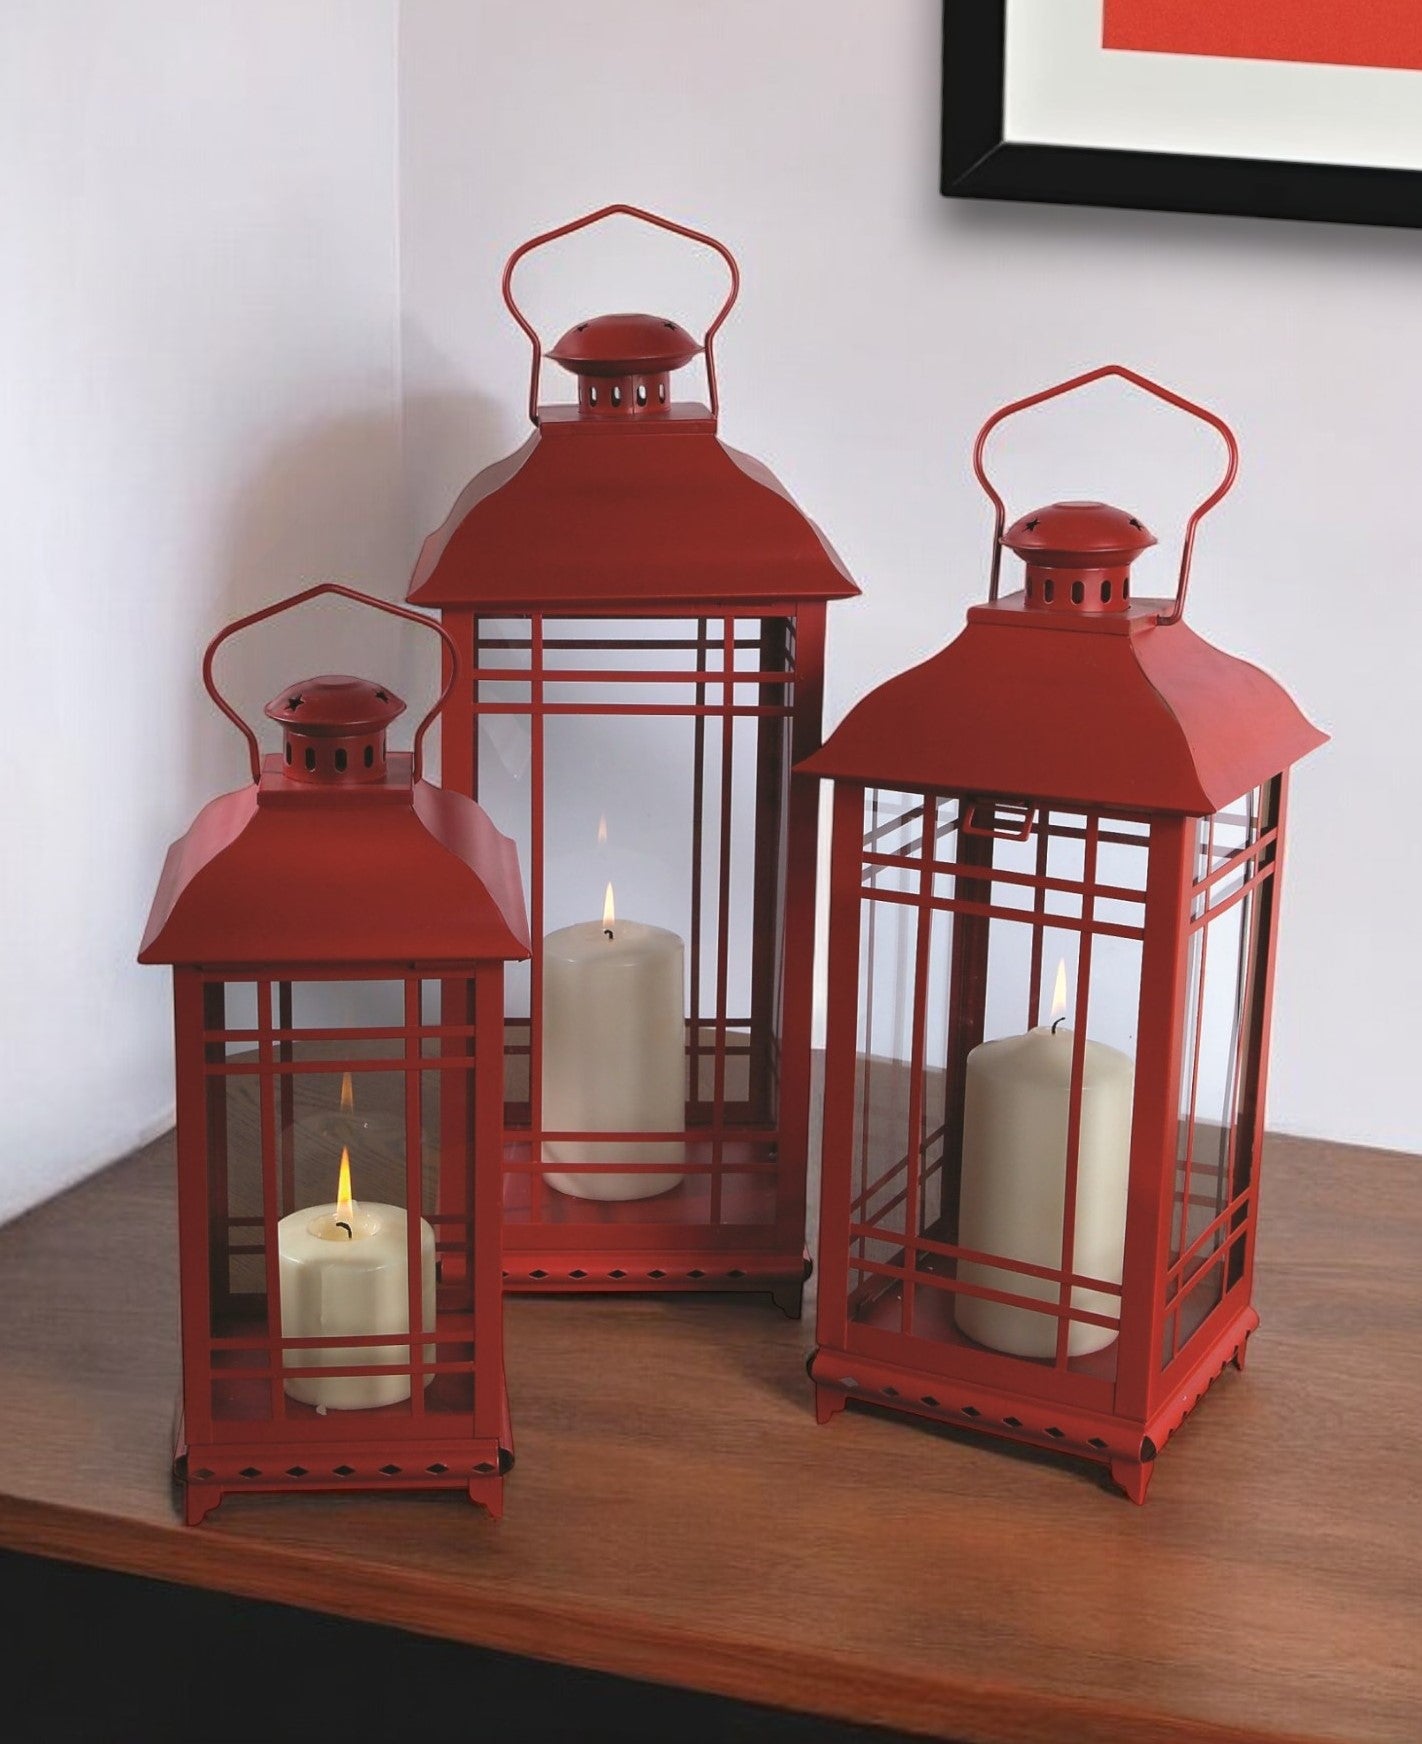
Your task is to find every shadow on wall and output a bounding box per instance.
[158,402,415,1044]
[154,387,527,869]
[399,386,521,784]
[183,404,412,805]
[164,387,526,835]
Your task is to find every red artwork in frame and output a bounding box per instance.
[1104,0,1422,75]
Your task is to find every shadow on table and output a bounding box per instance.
[3,1547,928,1743]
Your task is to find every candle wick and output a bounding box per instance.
[603,927,615,941]
[336,1220,353,1238]
[1051,1016,1067,1035]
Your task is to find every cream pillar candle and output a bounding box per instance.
[277,1150,436,1409]
[955,983,1134,1359]
[542,884,686,1201]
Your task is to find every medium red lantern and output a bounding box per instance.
[407,206,858,1313]
[804,368,1326,1501]
[139,584,529,1523]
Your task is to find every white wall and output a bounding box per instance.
[5,2,1416,1232]
[398,0,1421,1156]
[0,2,404,1225]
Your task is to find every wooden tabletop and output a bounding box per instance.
[0,1126,1417,1744]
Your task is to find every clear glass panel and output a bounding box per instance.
[477,614,791,1231]
[471,619,535,1099]
[216,979,258,1048]
[282,1059,408,1228]
[199,977,479,1428]
[852,789,927,1269]
[849,790,947,1329]
[848,796,1150,1379]
[1164,785,1276,1366]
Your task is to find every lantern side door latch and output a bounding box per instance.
[962,798,1037,842]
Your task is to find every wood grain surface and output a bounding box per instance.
[0,1125,1417,1744]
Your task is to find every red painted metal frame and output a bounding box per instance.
[811,783,1276,1501]
[806,372,1323,1500]
[170,964,511,1525]
[142,587,528,1521]
[446,605,824,1311]
[408,210,858,1309]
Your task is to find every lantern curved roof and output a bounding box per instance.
[139,757,530,967]
[406,426,859,610]
[800,597,1326,815]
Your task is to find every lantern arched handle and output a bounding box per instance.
[972,364,1239,626]
[202,583,459,785]
[501,203,741,425]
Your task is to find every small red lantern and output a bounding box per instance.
[805,368,1326,1500]
[408,206,858,1313]
[140,585,529,1523]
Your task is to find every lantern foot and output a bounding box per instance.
[468,1474,504,1519]
[1231,1334,1251,1372]
[814,1383,848,1426]
[184,1485,221,1527]
[1108,1457,1154,1505]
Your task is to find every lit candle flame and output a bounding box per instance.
[335,1146,357,1224]
[597,814,608,847]
[603,881,616,930]
[1050,958,1069,1026]
[339,1071,354,1114]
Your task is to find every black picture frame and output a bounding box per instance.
[941,0,1422,230]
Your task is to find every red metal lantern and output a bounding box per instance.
[139,584,529,1523]
[804,368,1326,1501]
[407,205,858,1313]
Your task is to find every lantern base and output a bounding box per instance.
[809,1302,1258,1503]
[171,1386,514,1525]
[500,1247,811,1317]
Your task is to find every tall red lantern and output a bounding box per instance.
[407,206,858,1312]
[140,585,529,1523]
[805,368,1325,1501]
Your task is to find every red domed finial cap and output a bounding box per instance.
[1004,501,1156,615]
[547,311,701,419]
[265,674,405,785]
